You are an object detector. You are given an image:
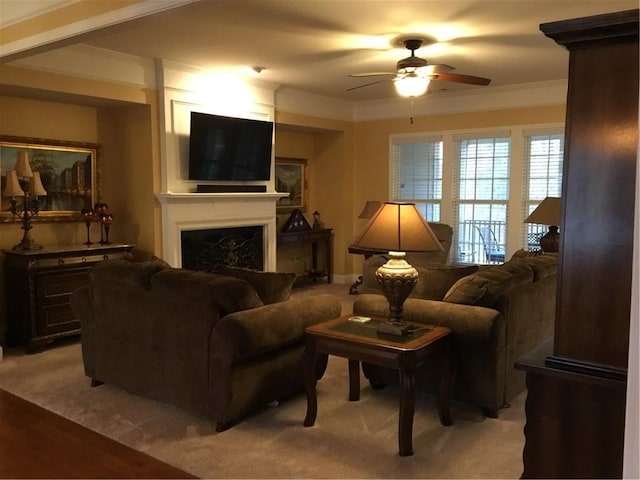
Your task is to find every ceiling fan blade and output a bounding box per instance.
[431,72,491,86]
[417,63,455,74]
[346,78,393,91]
[348,72,397,78]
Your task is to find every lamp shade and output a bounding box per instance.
[525,196,561,225]
[29,171,47,196]
[351,202,443,253]
[357,200,382,219]
[15,151,34,178]
[3,170,25,197]
[394,73,430,97]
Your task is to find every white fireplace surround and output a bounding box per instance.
[156,192,284,269]
[155,60,283,269]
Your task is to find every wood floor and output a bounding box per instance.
[0,388,197,479]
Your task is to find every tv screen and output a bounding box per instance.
[188,112,273,181]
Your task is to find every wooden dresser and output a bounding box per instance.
[515,9,638,479]
[3,243,134,353]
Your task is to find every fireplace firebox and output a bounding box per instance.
[181,226,264,272]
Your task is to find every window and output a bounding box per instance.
[523,133,564,250]
[390,137,442,221]
[388,125,562,263]
[453,136,510,264]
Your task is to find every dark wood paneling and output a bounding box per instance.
[517,9,637,479]
[555,39,638,368]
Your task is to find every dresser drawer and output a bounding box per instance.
[36,270,90,306]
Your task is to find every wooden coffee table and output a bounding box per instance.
[302,314,454,457]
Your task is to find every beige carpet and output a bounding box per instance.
[0,283,525,479]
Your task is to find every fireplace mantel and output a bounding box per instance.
[156,192,286,269]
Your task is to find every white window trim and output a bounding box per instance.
[389,122,564,260]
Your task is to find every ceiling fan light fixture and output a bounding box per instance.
[394,73,430,97]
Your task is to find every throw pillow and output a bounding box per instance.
[443,275,490,306]
[217,266,297,305]
[151,269,263,315]
[410,265,479,301]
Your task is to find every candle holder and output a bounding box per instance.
[94,202,108,243]
[81,208,95,245]
[100,213,113,244]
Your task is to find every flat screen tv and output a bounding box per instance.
[188,111,273,181]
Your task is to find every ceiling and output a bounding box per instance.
[2,0,638,102]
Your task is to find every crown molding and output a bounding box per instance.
[7,43,568,122]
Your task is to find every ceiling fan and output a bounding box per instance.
[348,38,491,97]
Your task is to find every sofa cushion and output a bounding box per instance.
[442,275,491,305]
[525,254,558,280]
[90,259,168,290]
[443,259,535,307]
[410,264,479,300]
[151,269,263,315]
[215,266,296,305]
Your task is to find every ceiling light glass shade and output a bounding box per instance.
[394,73,430,97]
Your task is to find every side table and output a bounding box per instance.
[303,314,454,456]
[3,243,134,353]
[277,228,333,284]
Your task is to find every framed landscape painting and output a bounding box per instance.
[275,157,307,213]
[0,136,100,222]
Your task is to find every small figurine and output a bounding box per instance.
[313,211,321,229]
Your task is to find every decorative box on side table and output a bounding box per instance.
[3,243,134,353]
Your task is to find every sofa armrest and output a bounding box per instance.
[211,293,342,363]
[353,293,502,339]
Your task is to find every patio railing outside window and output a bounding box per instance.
[457,220,506,264]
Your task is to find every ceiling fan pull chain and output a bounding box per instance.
[410,98,415,125]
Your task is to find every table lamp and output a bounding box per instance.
[3,152,48,251]
[350,202,443,336]
[524,196,561,253]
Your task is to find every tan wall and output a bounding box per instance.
[96,104,158,256]
[0,90,158,345]
[274,114,355,279]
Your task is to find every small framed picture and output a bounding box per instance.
[275,157,306,213]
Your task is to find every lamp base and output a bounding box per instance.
[375,251,419,337]
[12,229,42,251]
[540,226,559,253]
[377,321,410,336]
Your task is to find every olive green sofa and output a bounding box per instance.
[70,260,341,431]
[353,254,557,417]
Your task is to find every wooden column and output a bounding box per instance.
[516,9,638,479]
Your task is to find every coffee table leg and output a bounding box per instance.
[437,338,454,426]
[398,368,416,456]
[348,359,360,401]
[303,345,317,427]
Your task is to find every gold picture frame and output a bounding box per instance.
[275,157,307,213]
[0,135,100,222]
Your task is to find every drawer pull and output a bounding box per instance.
[81,256,87,263]
[103,255,109,261]
[58,258,65,265]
